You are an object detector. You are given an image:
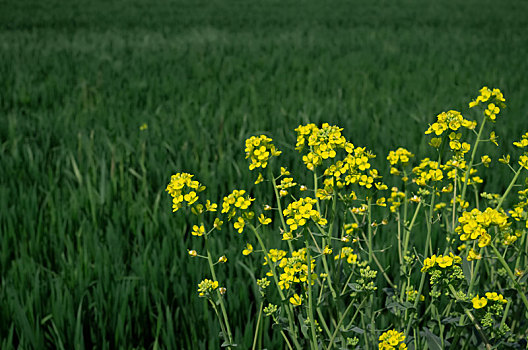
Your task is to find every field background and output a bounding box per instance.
[1,0,528,348]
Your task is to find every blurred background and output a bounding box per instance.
[1,0,527,348]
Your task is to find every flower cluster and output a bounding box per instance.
[283,197,326,233]
[378,329,406,350]
[387,147,414,167]
[412,158,444,186]
[425,110,476,137]
[166,172,205,212]
[276,249,317,291]
[421,253,462,272]
[295,123,347,170]
[221,189,255,232]
[469,87,506,121]
[322,146,380,190]
[472,292,507,309]
[197,279,219,297]
[245,135,282,170]
[334,247,358,264]
[455,207,509,247]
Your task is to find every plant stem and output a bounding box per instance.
[204,234,234,347]
[252,301,264,350]
[490,242,528,312]
[460,117,486,203]
[305,240,318,350]
[326,298,366,350]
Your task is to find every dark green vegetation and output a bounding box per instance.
[1,0,528,348]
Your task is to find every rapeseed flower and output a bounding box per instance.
[378,329,406,349]
[197,279,219,297]
[245,135,281,170]
[192,224,205,237]
[242,243,253,256]
[472,295,487,309]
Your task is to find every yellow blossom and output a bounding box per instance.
[242,243,253,256]
[258,214,272,225]
[472,295,487,309]
[289,293,302,306]
[467,248,481,261]
[192,224,205,237]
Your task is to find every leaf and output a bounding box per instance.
[349,326,364,335]
[441,316,460,325]
[420,327,444,350]
[461,259,472,285]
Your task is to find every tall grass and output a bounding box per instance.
[1,0,528,348]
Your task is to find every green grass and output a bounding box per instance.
[1,0,528,348]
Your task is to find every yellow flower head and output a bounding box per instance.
[258,214,272,225]
[467,248,481,261]
[378,329,406,349]
[166,173,206,212]
[245,135,281,170]
[289,293,302,306]
[472,295,487,309]
[242,243,253,256]
[197,279,219,297]
[191,224,205,237]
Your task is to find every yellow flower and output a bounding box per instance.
[188,249,197,257]
[481,155,491,167]
[289,293,302,306]
[205,200,217,212]
[436,255,453,268]
[485,103,500,120]
[254,173,264,184]
[258,214,272,225]
[197,279,219,297]
[233,217,245,233]
[421,255,436,272]
[218,255,227,263]
[485,292,507,303]
[323,245,332,255]
[467,248,481,261]
[139,123,148,131]
[519,155,528,170]
[472,295,487,309]
[214,218,223,230]
[191,224,205,237]
[490,132,499,147]
[242,243,253,256]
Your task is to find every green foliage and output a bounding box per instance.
[1,0,528,348]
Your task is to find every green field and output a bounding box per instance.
[1,0,528,348]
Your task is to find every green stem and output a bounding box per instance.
[490,242,528,312]
[268,167,294,253]
[252,301,263,350]
[305,240,318,350]
[367,197,373,263]
[495,165,524,210]
[460,117,486,203]
[448,285,492,349]
[204,235,234,347]
[405,186,436,340]
[326,298,366,350]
